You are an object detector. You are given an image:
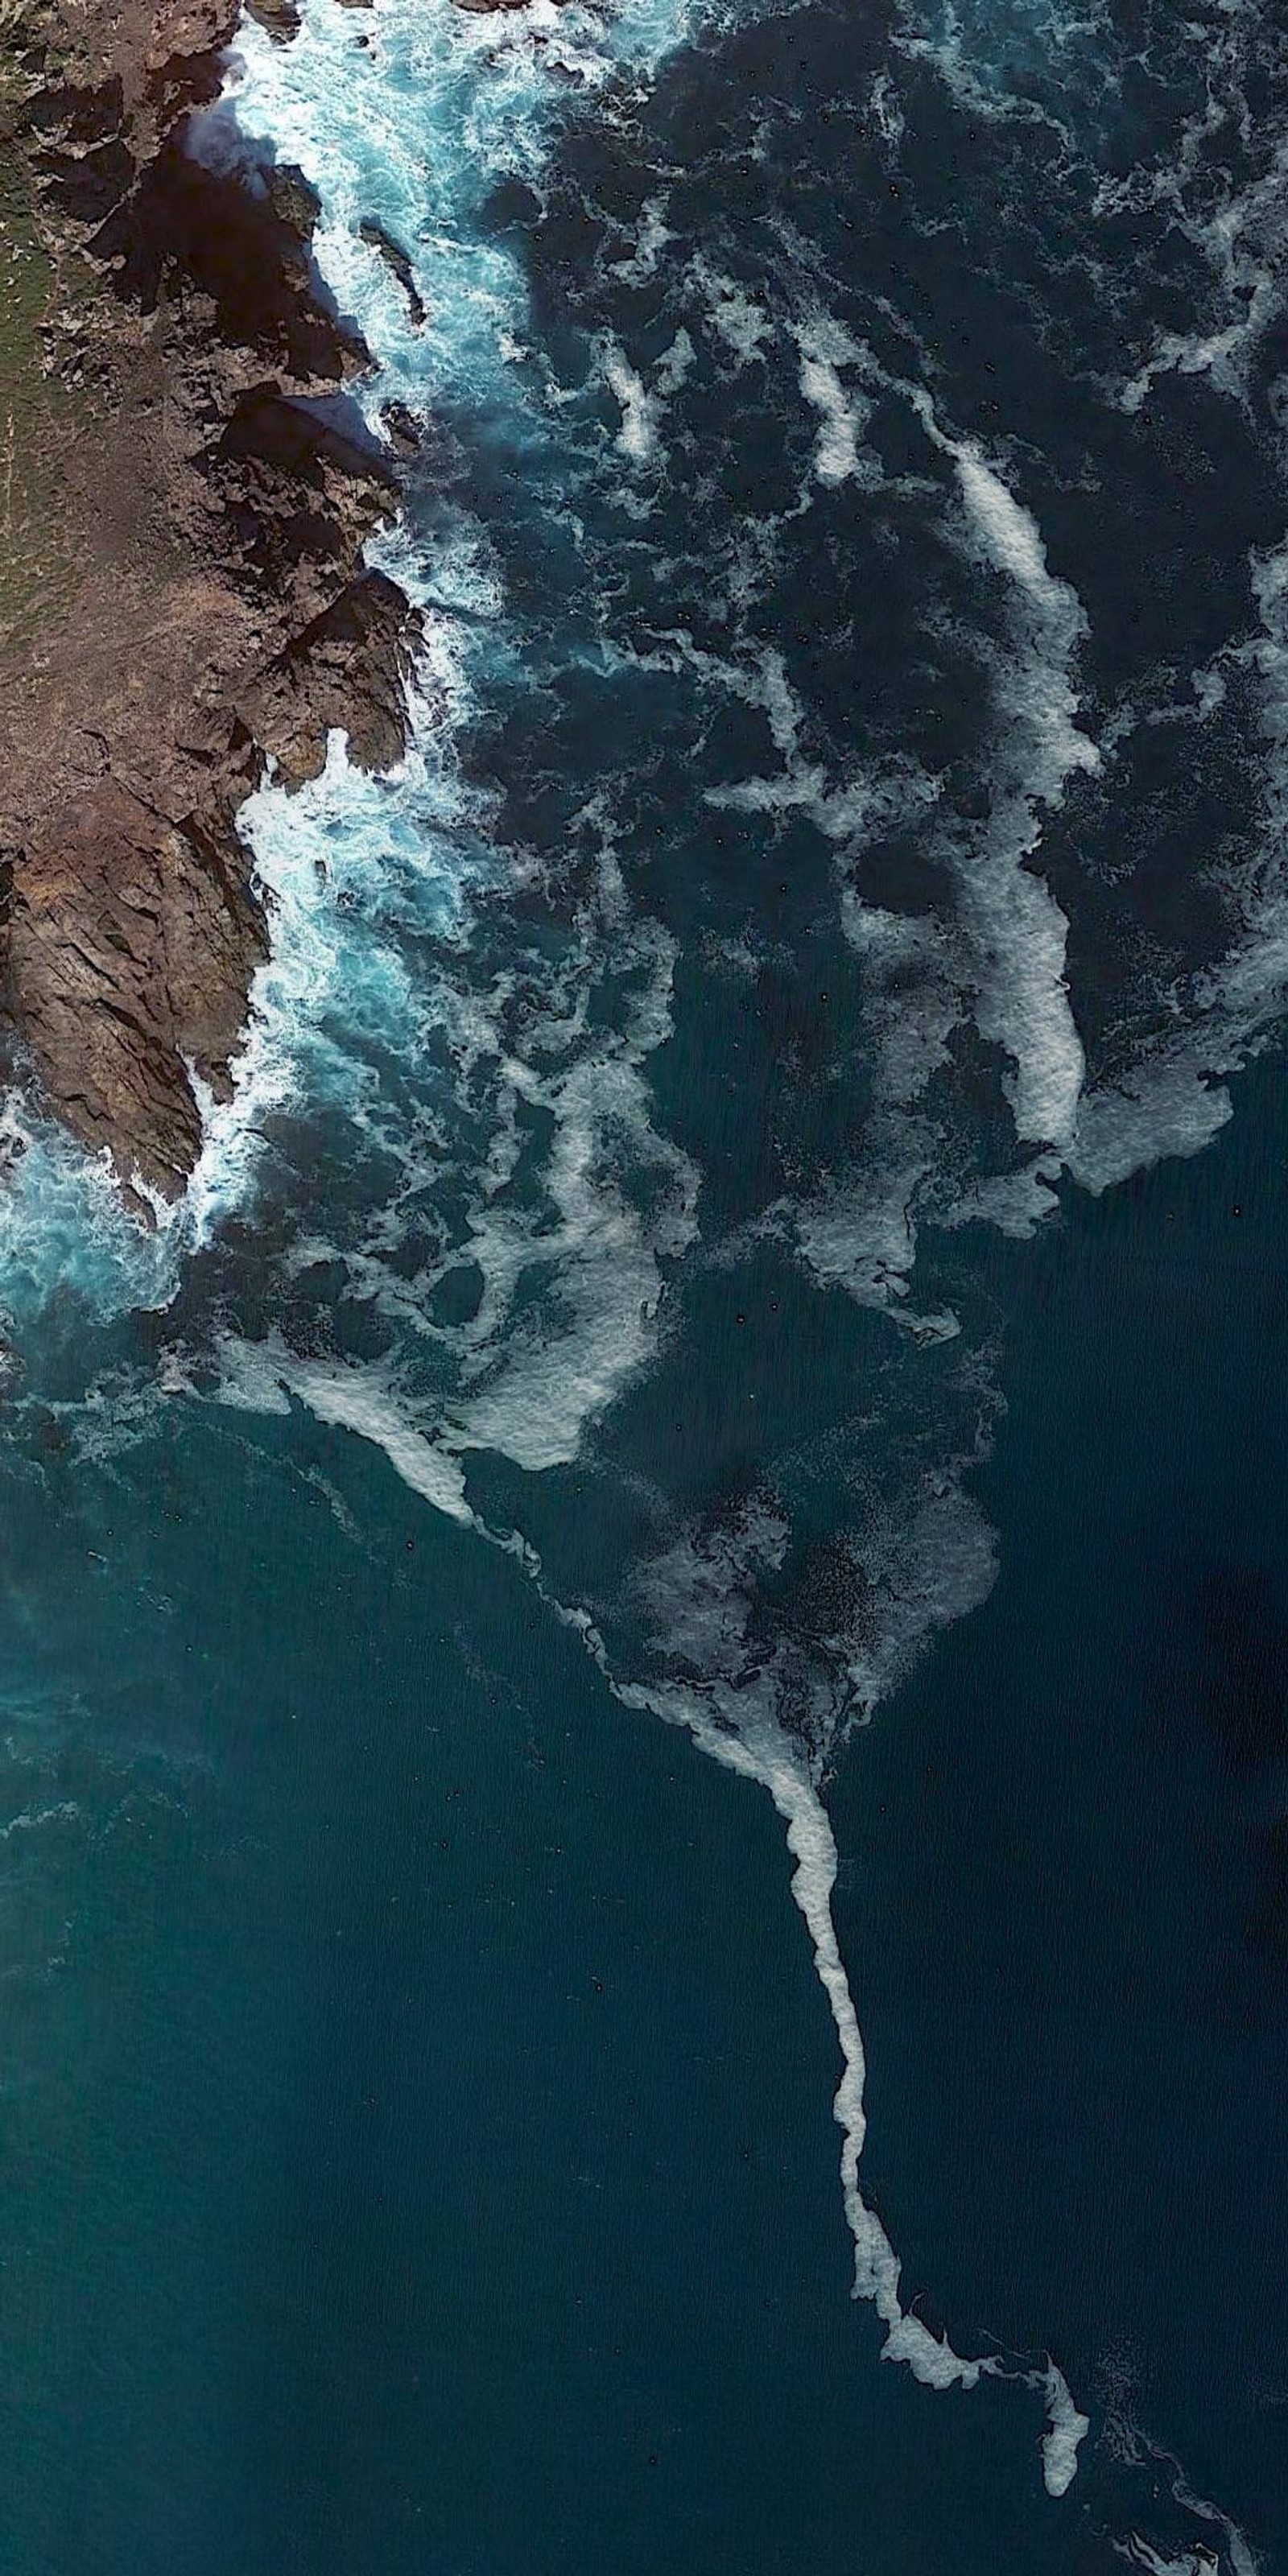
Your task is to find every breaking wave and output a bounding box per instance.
[2,0,1287,2562]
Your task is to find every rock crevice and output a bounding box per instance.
[0,0,415,1199]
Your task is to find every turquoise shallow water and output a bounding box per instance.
[2,0,1288,2556]
[0,1398,1021,2576]
[4,1078,1286,2574]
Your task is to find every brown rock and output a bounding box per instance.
[6,778,267,1196]
[358,217,427,328]
[244,570,421,786]
[244,0,302,39]
[0,0,416,1199]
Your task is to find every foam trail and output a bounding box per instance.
[164,0,704,1402]
[942,433,1096,1150]
[1113,134,1288,417]
[693,258,773,365]
[283,1360,473,1524]
[696,368,1096,1319]
[1119,2545,1220,2575]
[603,337,662,464]
[27,0,1233,2542]
[766,1755,986,2388]
[1038,2359,1091,2497]
[1071,532,1288,1196]
[221,1353,1100,2460]
[796,319,871,487]
[1167,2472,1260,2576]
[890,382,1096,1147]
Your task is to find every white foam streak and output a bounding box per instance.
[1109,2425,1263,2576]
[1072,530,1288,1194]
[693,259,773,367]
[796,316,873,489]
[923,408,1096,1151]
[452,1031,699,1472]
[696,378,1096,1322]
[812,376,1092,1228]
[773,1766,985,2388]
[799,353,861,485]
[603,339,662,464]
[0,1800,83,1843]
[1038,2360,1091,2497]
[208,1307,1092,2493]
[610,191,673,283]
[559,1616,993,2396]
[954,449,1054,597]
[283,1358,473,1522]
[1113,134,1288,416]
[1069,1064,1233,1195]
[1118,2541,1218,2575]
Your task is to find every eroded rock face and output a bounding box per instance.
[4,778,265,1196]
[358,217,427,328]
[0,0,415,1199]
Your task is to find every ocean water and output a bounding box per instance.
[1,0,1287,2562]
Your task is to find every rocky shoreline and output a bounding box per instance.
[0,0,417,1207]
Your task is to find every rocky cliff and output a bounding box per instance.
[0,0,415,1204]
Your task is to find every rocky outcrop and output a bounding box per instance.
[0,0,416,1199]
[358,217,426,328]
[4,778,264,1191]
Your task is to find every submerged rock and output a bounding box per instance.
[359,216,427,327]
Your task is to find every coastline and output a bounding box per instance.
[0,0,419,1208]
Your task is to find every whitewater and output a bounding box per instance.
[188,0,1098,2493]
[2,0,1287,2564]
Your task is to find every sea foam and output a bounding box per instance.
[3,0,1268,2557]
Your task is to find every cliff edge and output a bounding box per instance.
[0,0,415,1203]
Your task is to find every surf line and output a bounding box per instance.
[191,0,1091,2501]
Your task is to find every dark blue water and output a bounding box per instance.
[844,1068,1288,2563]
[2,0,1286,2562]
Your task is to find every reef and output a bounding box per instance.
[0,0,415,1203]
